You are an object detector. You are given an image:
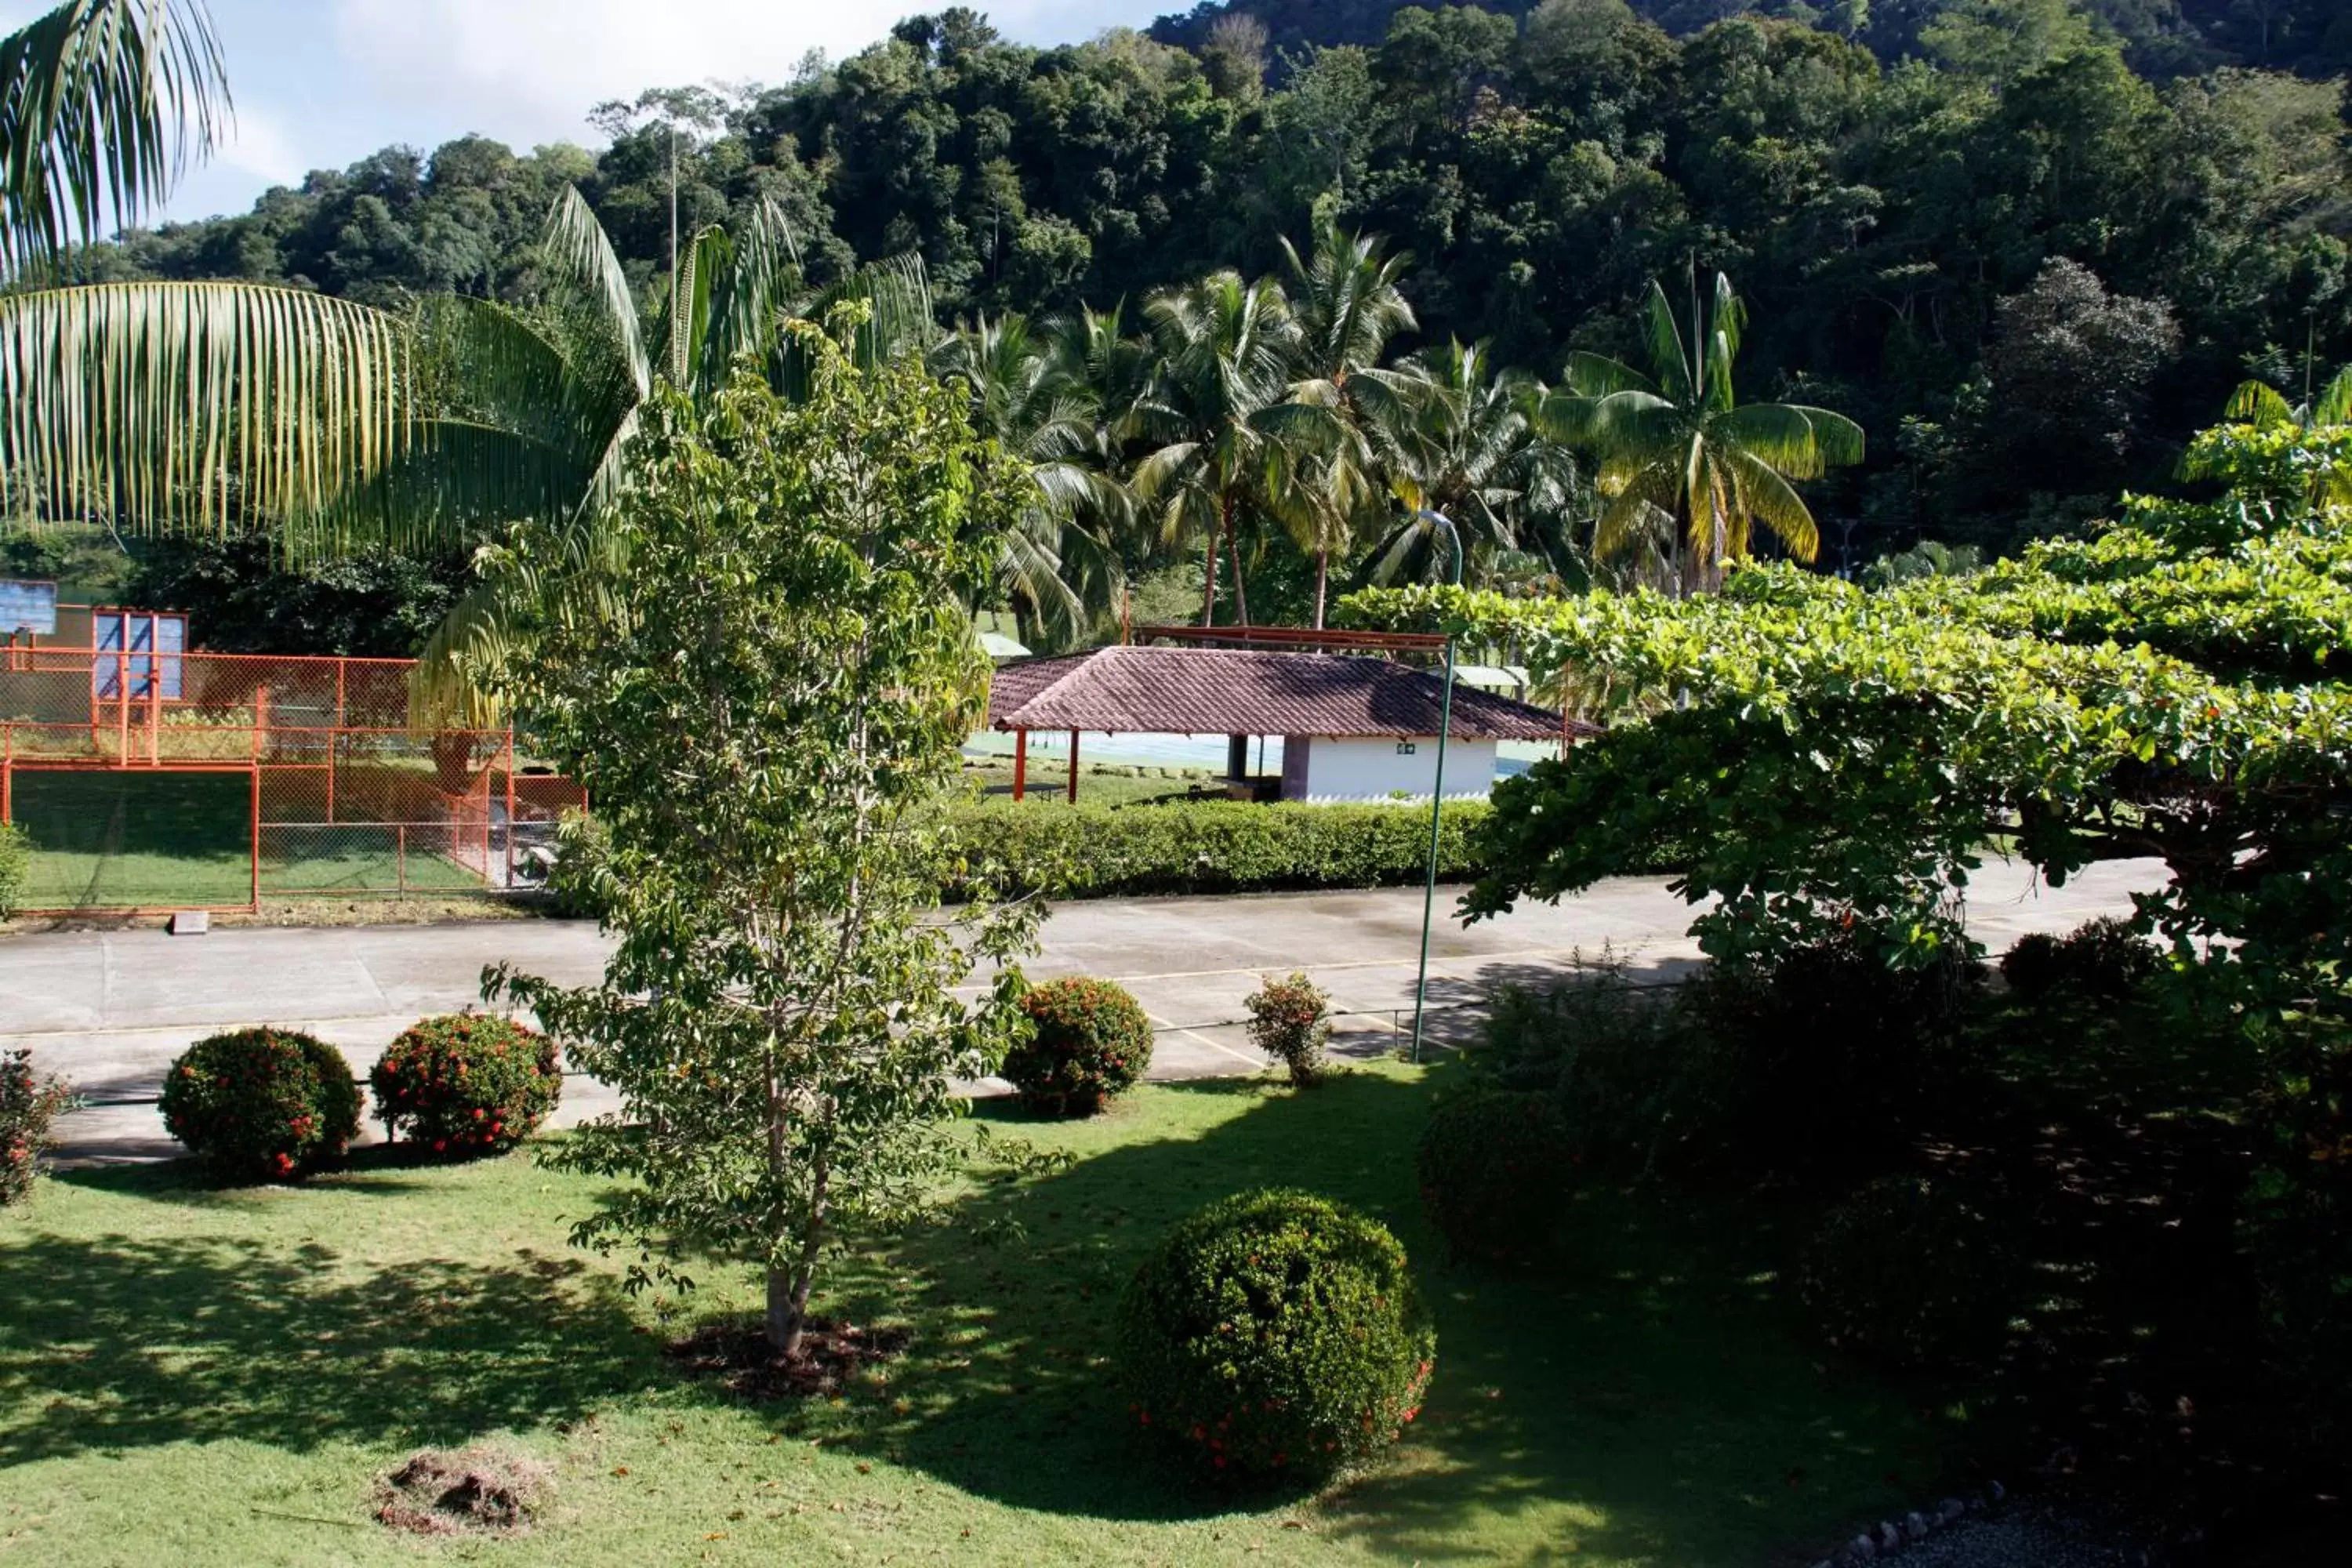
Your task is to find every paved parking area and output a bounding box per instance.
[0,858,2162,1160]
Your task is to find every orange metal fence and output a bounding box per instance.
[1,641,584,913]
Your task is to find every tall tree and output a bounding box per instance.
[488,323,1040,1358]
[1543,272,1863,590]
[1131,270,1300,625]
[1,0,229,274]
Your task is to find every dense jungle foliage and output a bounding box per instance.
[72,0,2352,564]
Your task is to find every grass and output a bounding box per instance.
[957,755,1225,808]
[10,770,477,909]
[0,1063,1958,1566]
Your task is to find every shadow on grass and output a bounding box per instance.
[806,1068,1946,1560]
[0,1167,661,1468]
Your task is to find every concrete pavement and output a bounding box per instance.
[1,857,2163,1160]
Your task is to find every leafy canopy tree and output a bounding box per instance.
[487,318,1040,1357]
[1543,272,1863,591]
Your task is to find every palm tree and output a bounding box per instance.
[1270,223,1415,626]
[1357,339,1585,586]
[1129,270,1299,626]
[931,311,1124,644]
[1540,272,1863,592]
[2198,363,2352,514]
[3,0,230,274]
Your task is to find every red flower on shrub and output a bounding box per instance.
[368,1014,560,1160]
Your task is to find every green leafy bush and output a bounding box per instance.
[1798,1175,2020,1369]
[1684,930,1985,1175]
[1243,971,1332,1086]
[1002,978,1153,1116]
[1416,1091,1575,1265]
[946,799,1490,898]
[0,821,28,921]
[2,1048,74,1206]
[1473,960,1716,1178]
[2000,916,2165,1004]
[1117,1189,1435,1481]
[369,1014,561,1157]
[159,1028,362,1182]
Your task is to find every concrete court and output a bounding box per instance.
[1,857,2163,1160]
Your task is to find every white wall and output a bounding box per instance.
[1287,736,1498,802]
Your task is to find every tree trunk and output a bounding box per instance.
[1229,528,1250,626]
[766,1265,805,1357]
[1313,549,1330,630]
[1201,532,1218,626]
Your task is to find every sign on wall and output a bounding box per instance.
[0,579,57,635]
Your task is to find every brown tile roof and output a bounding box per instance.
[985,646,1594,742]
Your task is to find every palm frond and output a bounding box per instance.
[2,0,229,274]
[543,186,649,397]
[2224,377,2296,427]
[1724,447,1821,562]
[0,279,411,542]
[1719,400,1866,477]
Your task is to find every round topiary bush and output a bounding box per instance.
[370,1013,561,1158]
[1798,1175,2020,1369]
[1002,977,1153,1116]
[1416,1091,1575,1265]
[1116,1188,1436,1481]
[159,1027,362,1182]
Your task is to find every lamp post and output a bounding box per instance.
[1409,508,1463,1063]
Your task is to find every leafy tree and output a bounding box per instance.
[1922,0,2104,82]
[1542,272,1864,589]
[488,325,1040,1356]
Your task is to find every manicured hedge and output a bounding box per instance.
[946,799,1491,899]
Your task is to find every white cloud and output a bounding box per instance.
[329,0,1163,149]
[214,103,305,187]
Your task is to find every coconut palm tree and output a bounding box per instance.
[1269,223,1416,626]
[3,0,230,274]
[931,311,1124,644]
[1357,339,1586,587]
[1540,272,1863,592]
[1129,270,1299,626]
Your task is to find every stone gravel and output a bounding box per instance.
[1821,1501,2151,1568]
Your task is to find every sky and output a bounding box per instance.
[1,0,1174,226]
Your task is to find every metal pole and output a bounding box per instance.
[1410,510,1464,1064]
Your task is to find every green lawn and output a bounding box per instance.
[9,770,477,909]
[0,1065,1956,1565]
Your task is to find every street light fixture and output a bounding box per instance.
[1408,508,1463,1063]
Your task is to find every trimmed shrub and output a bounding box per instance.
[1117,1189,1435,1481]
[946,799,1491,899]
[370,1013,561,1158]
[0,821,27,921]
[2,1048,74,1206]
[1416,1091,1575,1265]
[1002,978,1153,1116]
[1243,971,1332,1086]
[159,1027,362,1182]
[2000,916,2165,1004]
[1799,1175,2020,1369]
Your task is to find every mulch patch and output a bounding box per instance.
[374,1443,552,1537]
[667,1317,912,1400]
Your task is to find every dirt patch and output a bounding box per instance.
[667,1318,912,1400]
[373,1444,552,1537]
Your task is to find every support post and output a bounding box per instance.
[1066,729,1080,804]
[1226,733,1249,782]
[504,729,517,887]
[145,612,161,764]
[2,724,11,823]
[1410,510,1465,1065]
[249,765,261,912]
[1012,728,1027,801]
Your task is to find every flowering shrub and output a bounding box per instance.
[158,1028,362,1183]
[2,1048,74,1206]
[1243,971,1332,1087]
[1001,977,1152,1116]
[1116,1188,1436,1482]
[1415,1091,1574,1265]
[369,1014,561,1158]
[1799,1175,2022,1369]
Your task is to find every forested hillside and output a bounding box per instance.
[83,0,2352,556]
